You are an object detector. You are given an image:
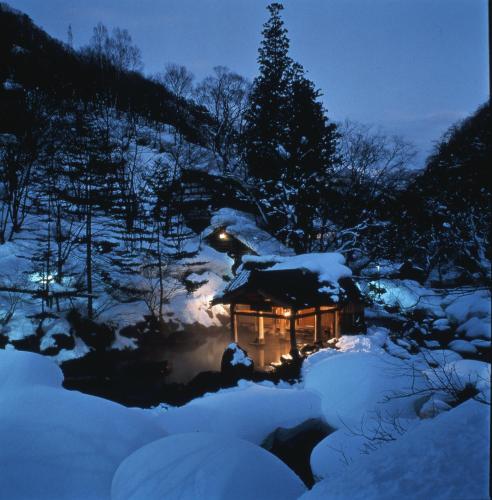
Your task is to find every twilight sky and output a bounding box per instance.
[8,0,490,166]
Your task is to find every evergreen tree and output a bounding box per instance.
[244,3,339,252]
[243,2,292,184]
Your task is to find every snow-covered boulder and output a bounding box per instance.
[303,351,423,428]
[457,316,490,340]
[362,279,446,317]
[448,339,477,355]
[418,396,452,419]
[420,348,462,368]
[158,381,322,445]
[0,350,167,500]
[111,433,306,500]
[221,342,254,381]
[423,359,490,404]
[431,318,452,333]
[302,400,490,500]
[0,348,63,391]
[445,289,491,324]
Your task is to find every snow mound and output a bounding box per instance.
[111,432,306,500]
[303,351,422,428]
[0,348,63,390]
[448,338,477,355]
[302,400,490,500]
[424,359,491,403]
[365,279,446,316]
[420,349,462,367]
[457,316,491,340]
[445,289,491,324]
[158,381,322,445]
[0,351,167,500]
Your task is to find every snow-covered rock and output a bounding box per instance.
[302,400,490,500]
[445,289,491,324]
[448,339,477,355]
[303,350,423,428]
[157,381,322,445]
[418,396,452,419]
[457,316,490,340]
[0,350,167,500]
[221,343,254,381]
[111,433,306,500]
[361,279,446,317]
[0,348,63,390]
[420,348,462,367]
[423,359,490,403]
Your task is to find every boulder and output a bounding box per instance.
[221,343,254,382]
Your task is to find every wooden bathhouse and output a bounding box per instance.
[213,253,365,360]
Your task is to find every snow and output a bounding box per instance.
[111,331,138,351]
[418,396,452,419]
[111,433,306,500]
[362,279,446,317]
[431,318,451,331]
[457,316,491,340]
[164,271,229,328]
[420,348,462,367]
[52,337,91,363]
[0,348,63,390]
[304,350,423,428]
[40,317,72,352]
[202,208,293,256]
[0,350,167,500]
[448,339,478,355]
[302,400,490,500]
[445,289,491,324]
[268,252,352,286]
[228,342,253,366]
[157,380,322,445]
[424,359,491,403]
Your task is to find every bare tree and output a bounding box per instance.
[83,23,143,73]
[336,120,416,200]
[194,66,250,175]
[155,63,195,99]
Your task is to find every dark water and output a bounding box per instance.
[61,324,295,407]
[144,326,293,383]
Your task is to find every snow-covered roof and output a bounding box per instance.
[265,253,352,284]
[202,208,293,257]
[216,252,358,307]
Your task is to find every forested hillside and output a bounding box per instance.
[0,2,490,359]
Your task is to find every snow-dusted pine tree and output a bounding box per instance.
[243,2,339,253]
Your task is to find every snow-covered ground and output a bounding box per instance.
[1,317,489,499]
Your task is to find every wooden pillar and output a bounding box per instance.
[230,303,238,343]
[334,309,340,339]
[314,307,321,343]
[258,347,265,369]
[279,310,286,337]
[289,309,299,357]
[257,312,265,344]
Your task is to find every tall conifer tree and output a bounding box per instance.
[244,3,339,252]
[243,3,291,184]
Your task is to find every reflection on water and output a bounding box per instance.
[151,327,294,384]
[161,333,230,383]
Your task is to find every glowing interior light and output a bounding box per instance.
[219,232,227,240]
[283,310,291,317]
